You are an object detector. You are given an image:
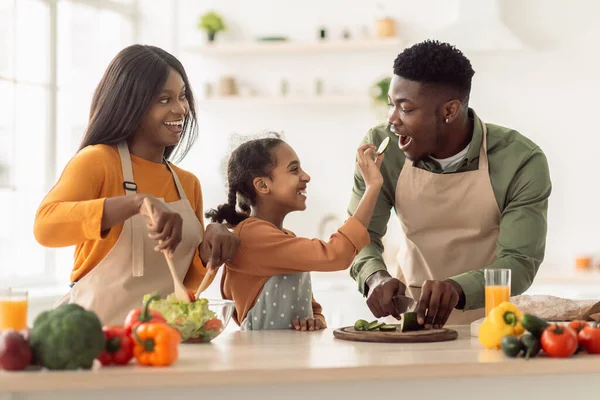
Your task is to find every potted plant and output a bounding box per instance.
[370,76,392,120]
[198,11,226,43]
[370,76,391,106]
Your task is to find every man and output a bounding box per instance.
[348,40,551,327]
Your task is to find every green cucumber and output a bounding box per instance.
[354,319,369,331]
[521,314,550,338]
[380,325,397,332]
[501,335,522,358]
[376,136,391,154]
[400,312,424,332]
[519,333,541,359]
[367,321,385,331]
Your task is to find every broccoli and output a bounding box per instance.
[29,303,106,370]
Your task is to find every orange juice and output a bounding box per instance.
[0,299,28,331]
[485,285,510,316]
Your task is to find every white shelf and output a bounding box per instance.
[185,38,404,56]
[197,95,374,106]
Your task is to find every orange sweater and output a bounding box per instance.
[221,216,370,326]
[34,144,208,289]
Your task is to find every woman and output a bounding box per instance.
[34,44,239,325]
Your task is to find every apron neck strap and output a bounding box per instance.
[402,120,490,171]
[163,159,188,201]
[117,142,137,195]
[477,120,489,171]
[116,142,188,201]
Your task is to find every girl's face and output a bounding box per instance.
[263,143,311,213]
[135,68,189,150]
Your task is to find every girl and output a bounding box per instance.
[206,137,384,331]
[34,44,239,325]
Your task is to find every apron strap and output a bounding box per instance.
[163,160,188,201]
[477,120,489,171]
[117,142,145,277]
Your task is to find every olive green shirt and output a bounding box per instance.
[348,109,552,311]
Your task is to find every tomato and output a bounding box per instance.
[204,318,223,331]
[187,290,196,302]
[540,324,578,358]
[568,320,589,334]
[578,325,600,354]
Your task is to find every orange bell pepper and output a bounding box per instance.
[132,322,180,367]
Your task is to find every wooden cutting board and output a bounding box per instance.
[333,325,458,343]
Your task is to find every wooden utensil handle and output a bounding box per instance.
[143,197,178,275]
[195,266,216,298]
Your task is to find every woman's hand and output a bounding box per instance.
[200,223,240,269]
[140,196,183,259]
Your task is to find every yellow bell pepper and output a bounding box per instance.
[478,301,524,349]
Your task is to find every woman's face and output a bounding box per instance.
[135,68,189,150]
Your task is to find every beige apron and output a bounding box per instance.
[394,121,500,325]
[55,142,203,325]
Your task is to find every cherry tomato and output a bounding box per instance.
[578,325,600,354]
[568,320,589,334]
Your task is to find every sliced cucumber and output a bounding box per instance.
[367,321,385,331]
[354,319,369,331]
[380,324,397,332]
[376,136,391,154]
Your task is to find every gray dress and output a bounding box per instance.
[241,272,314,330]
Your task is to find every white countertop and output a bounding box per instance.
[2,325,600,394]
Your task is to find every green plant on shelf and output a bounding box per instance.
[370,76,391,106]
[198,11,226,42]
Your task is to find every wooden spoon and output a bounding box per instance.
[195,265,216,300]
[143,197,191,304]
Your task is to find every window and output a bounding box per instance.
[0,0,137,287]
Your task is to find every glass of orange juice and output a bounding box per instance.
[484,269,511,316]
[0,288,28,331]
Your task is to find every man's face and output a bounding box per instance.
[387,75,447,161]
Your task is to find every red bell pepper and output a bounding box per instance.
[97,326,134,366]
[124,293,166,335]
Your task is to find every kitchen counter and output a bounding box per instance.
[1,326,599,400]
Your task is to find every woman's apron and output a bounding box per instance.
[55,142,203,325]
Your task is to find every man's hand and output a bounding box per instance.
[416,280,462,329]
[200,223,240,269]
[365,271,406,319]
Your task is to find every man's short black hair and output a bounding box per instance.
[393,39,475,101]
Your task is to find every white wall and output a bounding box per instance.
[169,0,600,276]
[26,0,600,327]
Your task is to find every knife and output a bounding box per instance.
[393,295,417,314]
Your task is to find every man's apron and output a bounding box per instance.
[55,142,203,325]
[394,121,500,325]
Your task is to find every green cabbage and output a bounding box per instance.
[143,293,221,342]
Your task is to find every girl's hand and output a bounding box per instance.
[140,196,183,259]
[356,144,384,188]
[292,317,326,331]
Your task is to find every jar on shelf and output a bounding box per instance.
[575,255,592,271]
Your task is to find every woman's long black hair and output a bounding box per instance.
[79,44,197,162]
